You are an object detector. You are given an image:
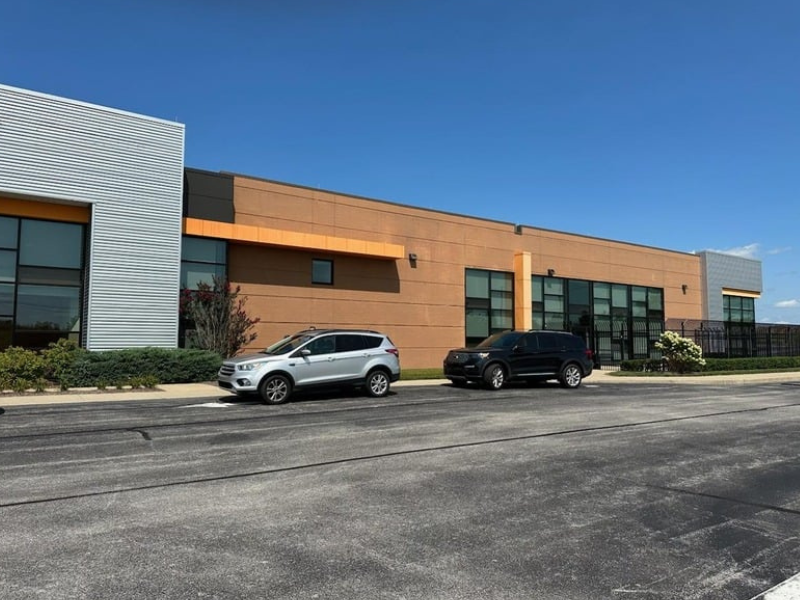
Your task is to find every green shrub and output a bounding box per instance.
[655,332,706,374]
[703,356,800,372]
[141,374,160,389]
[61,347,221,388]
[0,344,221,393]
[0,347,46,390]
[41,339,86,384]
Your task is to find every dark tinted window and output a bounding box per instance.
[564,335,586,350]
[0,217,18,249]
[19,220,83,268]
[305,335,336,355]
[362,335,383,349]
[535,332,559,350]
[312,259,333,285]
[336,334,367,352]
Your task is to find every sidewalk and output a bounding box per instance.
[1,370,798,408]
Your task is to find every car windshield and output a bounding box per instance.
[475,331,524,349]
[261,333,315,355]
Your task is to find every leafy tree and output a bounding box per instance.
[655,331,706,374]
[180,276,260,358]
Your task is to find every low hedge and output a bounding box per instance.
[702,356,800,372]
[620,356,800,373]
[0,341,222,392]
[62,347,223,388]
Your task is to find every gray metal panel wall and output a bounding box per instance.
[0,84,185,350]
[698,251,762,321]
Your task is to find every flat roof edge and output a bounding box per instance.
[212,169,698,259]
[0,83,185,129]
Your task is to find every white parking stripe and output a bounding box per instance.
[751,573,800,600]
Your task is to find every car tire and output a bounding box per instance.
[559,364,583,389]
[483,364,506,390]
[365,369,391,398]
[259,374,292,404]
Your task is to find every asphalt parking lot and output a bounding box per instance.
[2,380,800,599]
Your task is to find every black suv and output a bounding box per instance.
[443,330,594,390]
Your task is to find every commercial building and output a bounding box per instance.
[1,84,762,368]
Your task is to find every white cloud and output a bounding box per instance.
[775,299,800,308]
[709,243,760,259]
[767,246,792,255]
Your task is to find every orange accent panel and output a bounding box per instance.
[0,197,90,223]
[183,217,405,260]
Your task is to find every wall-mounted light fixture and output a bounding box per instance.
[408,253,417,261]
[681,284,688,294]
[514,224,523,235]
[547,268,556,277]
[409,252,418,268]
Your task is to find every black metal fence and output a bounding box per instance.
[570,319,800,366]
[664,319,800,359]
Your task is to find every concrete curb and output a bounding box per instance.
[1,371,798,408]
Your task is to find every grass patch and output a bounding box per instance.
[401,368,445,381]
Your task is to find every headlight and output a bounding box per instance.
[237,361,268,371]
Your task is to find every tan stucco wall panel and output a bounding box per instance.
[230,176,704,367]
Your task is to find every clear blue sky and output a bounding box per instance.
[3,0,798,323]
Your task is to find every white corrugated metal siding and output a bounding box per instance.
[0,84,185,350]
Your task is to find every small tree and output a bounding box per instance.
[655,331,706,374]
[180,276,260,358]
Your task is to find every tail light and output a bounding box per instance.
[585,349,594,361]
[385,348,400,357]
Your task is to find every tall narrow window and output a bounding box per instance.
[180,236,228,348]
[465,269,513,346]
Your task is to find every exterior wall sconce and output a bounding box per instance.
[408,253,417,261]
[682,284,688,294]
[409,252,418,268]
[547,268,556,277]
[514,224,523,235]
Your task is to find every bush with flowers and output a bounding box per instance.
[655,331,706,374]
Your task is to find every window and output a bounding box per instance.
[179,236,228,348]
[335,334,366,352]
[312,259,333,285]
[19,220,83,268]
[568,280,590,329]
[532,274,665,364]
[181,236,227,290]
[465,269,514,346]
[724,295,755,323]
[0,217,18,249]
[305,335,335,355]
[0,217,85,350]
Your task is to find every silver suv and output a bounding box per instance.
[217,329,401,404]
